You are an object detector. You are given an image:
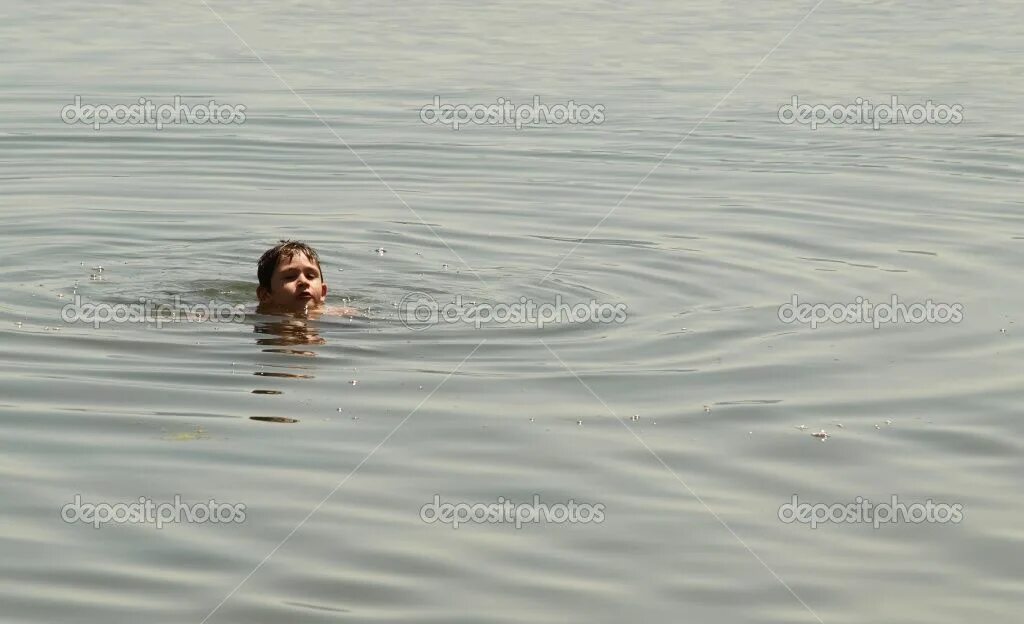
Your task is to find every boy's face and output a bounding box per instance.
[256,251,327,313]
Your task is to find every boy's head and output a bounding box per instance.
[256,240,327,313]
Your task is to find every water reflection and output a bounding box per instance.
[250,315,323,399]
[253,314,326,354]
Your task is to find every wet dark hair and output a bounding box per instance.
[257,240,323,290]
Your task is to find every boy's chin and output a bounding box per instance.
[258,299,323,315]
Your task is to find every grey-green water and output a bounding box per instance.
[2,1,1023,622]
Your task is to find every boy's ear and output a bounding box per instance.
[256,285,271,302]
[321,283,328,299]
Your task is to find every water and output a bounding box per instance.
[2,1,1023,622]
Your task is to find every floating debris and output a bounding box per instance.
[576,419,583,426]
[349,380,358,386]
[885,419,893,426]
[795,425,808,431]
[703,405,711,413]
[15,322,22,328]
[529,417,535,422]
[441,263,449,271]
[351,415,359,420]
[811,429,830,440]
[337,407,343,412]
[874,424,881,430]
[630,414,640,422]
[375,247,386,256]
[250,416,298,424]
[836,423,844,429]
[165,425,209,441]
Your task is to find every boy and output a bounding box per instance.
[256,240,355,316]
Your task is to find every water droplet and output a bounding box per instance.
[529,417,534,422]
[874,424,881,430]
[351,415,359,420]
[576,419,583,426]
[337,407,343,412]
[885,419,893,425]
[630,414,639,422]
[418,385,423,390]
[15,322,22,328]
[375,247,386,256]
[796,425,808,430]
[703,405,711,413]
[442,263,449,270]
[836,423,844,428]
[349,380,358,386]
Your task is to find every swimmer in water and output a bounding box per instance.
[256,240,356,317]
